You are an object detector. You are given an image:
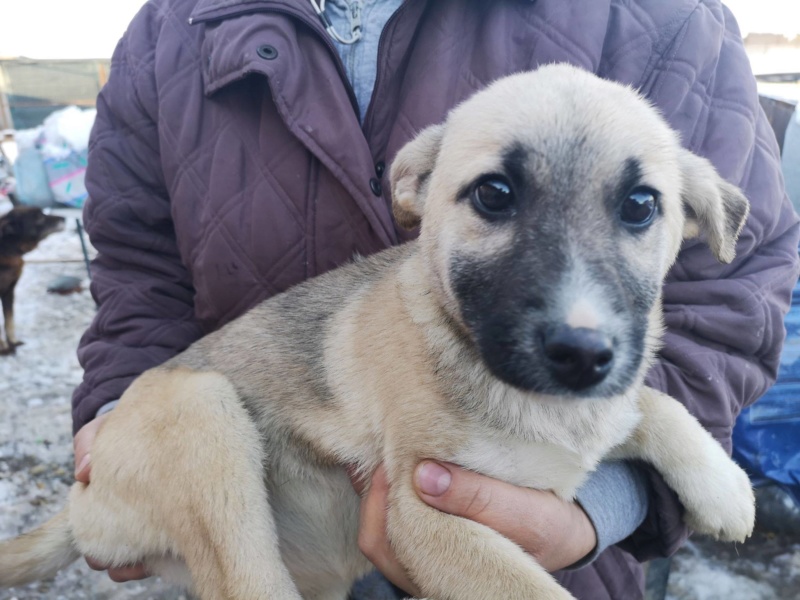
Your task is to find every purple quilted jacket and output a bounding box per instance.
[76,0,799,598]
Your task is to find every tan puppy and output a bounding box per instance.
[0,65,754,600]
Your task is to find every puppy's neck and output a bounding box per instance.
[396,253,541,438]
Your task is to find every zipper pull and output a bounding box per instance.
[348,0,363,42]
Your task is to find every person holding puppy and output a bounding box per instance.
[71,0,799,598]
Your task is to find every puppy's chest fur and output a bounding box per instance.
[453,435,594,498]
[449,397,642,499]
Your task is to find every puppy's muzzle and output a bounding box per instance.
[542,325,614,391]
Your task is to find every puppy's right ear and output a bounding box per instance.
[679,150,750,264]
[390,124,445,230]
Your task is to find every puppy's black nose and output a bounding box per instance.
[542,326,614,390]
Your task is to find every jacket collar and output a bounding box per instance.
[189,0,535,25]
[189,0,316,24]
[189,0,401,246]
[190,1,340,98]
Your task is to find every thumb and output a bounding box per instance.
[73,414,107,484]
[414,460,513,524]
[413,461,598,572]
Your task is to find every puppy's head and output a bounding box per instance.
[391,64,748,399]
[0,207,66,255]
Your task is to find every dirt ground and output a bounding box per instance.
[1,203,798,600]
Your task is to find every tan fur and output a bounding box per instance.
[391,124,445,230]
[0,510,79,586]
[0,65,754,600]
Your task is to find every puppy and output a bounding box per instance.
[0,206,66,354]
[0,65,755,600]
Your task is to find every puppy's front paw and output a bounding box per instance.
[679,456,755,543]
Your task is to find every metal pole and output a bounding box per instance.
[75,218,92,280]
[0,63,13,130]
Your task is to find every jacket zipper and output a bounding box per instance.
[190,4,361,118]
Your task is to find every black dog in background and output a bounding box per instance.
[0,207,65,354]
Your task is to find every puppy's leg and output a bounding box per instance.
[0,288,14,354]
[70,368,302,600]
[614,386,755,542]
[385,462,574,600]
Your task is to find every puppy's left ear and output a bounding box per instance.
[679,150,750,264]
[390,124,445,230]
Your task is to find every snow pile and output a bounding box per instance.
[668,542,775,600]
[666,520,800,599]
[12,107,95,208]
[41,107,96,160]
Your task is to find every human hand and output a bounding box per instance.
[353,462,597,595]
[73,414,150,582]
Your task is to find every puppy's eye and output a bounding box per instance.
[620,187,658,227]
[472,177,515,218]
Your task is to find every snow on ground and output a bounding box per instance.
[0,199,798,599]
[0,202,183,599]
[667,531,800,600]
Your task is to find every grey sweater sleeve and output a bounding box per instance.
[569,461,650,569]
[95,400,120,417]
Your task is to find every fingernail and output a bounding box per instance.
[416,461,451,496]
[76,453,90,477]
